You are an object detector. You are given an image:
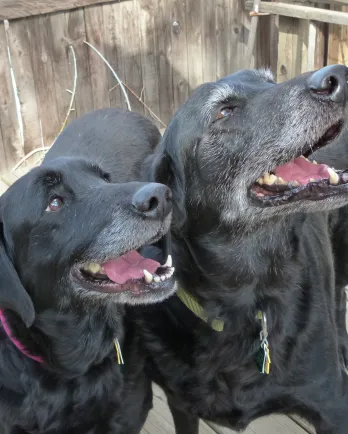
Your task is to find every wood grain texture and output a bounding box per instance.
[0,22,23,174]
[328,5,348,65]
[137,0,161,127]
[185,0,203,92]
[103,2,127,110]
[5,19,42,155]
[85,3,110,110]
[27,15,60,146]
[170,0,189,109]
[201,0,217,82]
[154,0,174,125]
[0,0,118,21]
[216,0,231,79]
[121,0,144,114]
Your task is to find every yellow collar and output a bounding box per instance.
[176,287,225,332]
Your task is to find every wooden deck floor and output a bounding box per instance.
[142,385,310,434]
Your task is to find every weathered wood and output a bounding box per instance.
[185,0,203,92]
[0,22,23,174]
[84,4,110,110]
[202,0,217,82]
[137,0,161,126]
[245,1,348,25]
[328,5,348,65]
[229,0,245,72]
[122,0,144,114]
[0,0,118,21]
[66,9,94,117]
[49,11,77,127]
[170,0,189,108]
[103,2,127,110]
[246,0,261,66]
[5,19,42,155]
[27,15,60,146]
[155,0,174,125]
[216,0,231,79]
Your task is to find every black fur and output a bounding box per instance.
[134,68,348,433]
[0,108,171,433]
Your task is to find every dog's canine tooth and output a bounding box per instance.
[143,269,153,284]
[85,263,101,274]
[328,167,339,185]
[257,177,264,185]
[167,267,175,276]
[154,275,161,283]
[160,275,166,281]
[163,255,173,268]
[313,160,318,165]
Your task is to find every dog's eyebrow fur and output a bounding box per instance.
[202,83,241,123]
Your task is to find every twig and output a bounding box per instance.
[12,147,50,173]
[56,45,78,137]
[121,82,166,128]
[84,40,131,111]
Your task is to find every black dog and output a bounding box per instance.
[133,65,348,434]
[0,108,176,433]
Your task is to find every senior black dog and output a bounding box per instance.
[133,65,348,434]
[0,109,176,433]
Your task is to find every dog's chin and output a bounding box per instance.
[70,233,177,305]
[248,121,348,210]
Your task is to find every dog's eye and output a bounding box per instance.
[216,107,234,120]
[46,197,64,212]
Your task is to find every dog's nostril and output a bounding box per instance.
[148,196,159,212]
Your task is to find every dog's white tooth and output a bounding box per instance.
[309,178,316,183]
[143,269,153,284]
[86,263,101,274]
[292,180,300,186]
[154,275,161,283]
[263,173,276,185]
[160,275,166,281]
[276,176,287,185]
[164,255,173,268]
[328,167,339,185]
[313,160,318,165]
[257,177,264,185]
[167,267,175,276]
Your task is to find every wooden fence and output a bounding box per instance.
[0,0,348,187]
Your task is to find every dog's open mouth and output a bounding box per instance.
[73,234,175,296]
[250,121,348,206]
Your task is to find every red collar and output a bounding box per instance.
[0,310,43,363]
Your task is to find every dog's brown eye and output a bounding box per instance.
[46,197,64,212]
[217,107,234,120]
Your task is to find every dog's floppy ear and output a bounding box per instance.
[0,216,35,328]
[150,123,187,231]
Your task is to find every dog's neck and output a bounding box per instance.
[173,213,306,328]
[0,303,124,377]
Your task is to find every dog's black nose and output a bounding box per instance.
[307,64,348,103]
[132,183,172,220]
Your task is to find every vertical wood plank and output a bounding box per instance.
[185,0,203,92]
[155,0,174,124]
[137,0,161,126]
[0,22,23,174]
[27,14,60,146]
[84,4,110,110]
[103,2,127,110]
[216,0,231,80]
[49,11,77,127]
[230,0,253,72]
[277,17,300,82]
[201,0,216,82]
[328,5,348,65]
[170,0,189,109]
[5,18,42,154]
[122,0,144,114]
[67,9,94,117]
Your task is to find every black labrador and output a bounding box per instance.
[133,65,348,434]
[0,108,176,433]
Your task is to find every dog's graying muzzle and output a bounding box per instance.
[307,64,348,104]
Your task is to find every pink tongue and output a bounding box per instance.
[103,251,160,285]
[274,157,329,184]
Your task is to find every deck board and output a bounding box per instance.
[141,385,309,434]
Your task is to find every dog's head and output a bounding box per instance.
[150,65,348,232]
[0,157,176,327]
